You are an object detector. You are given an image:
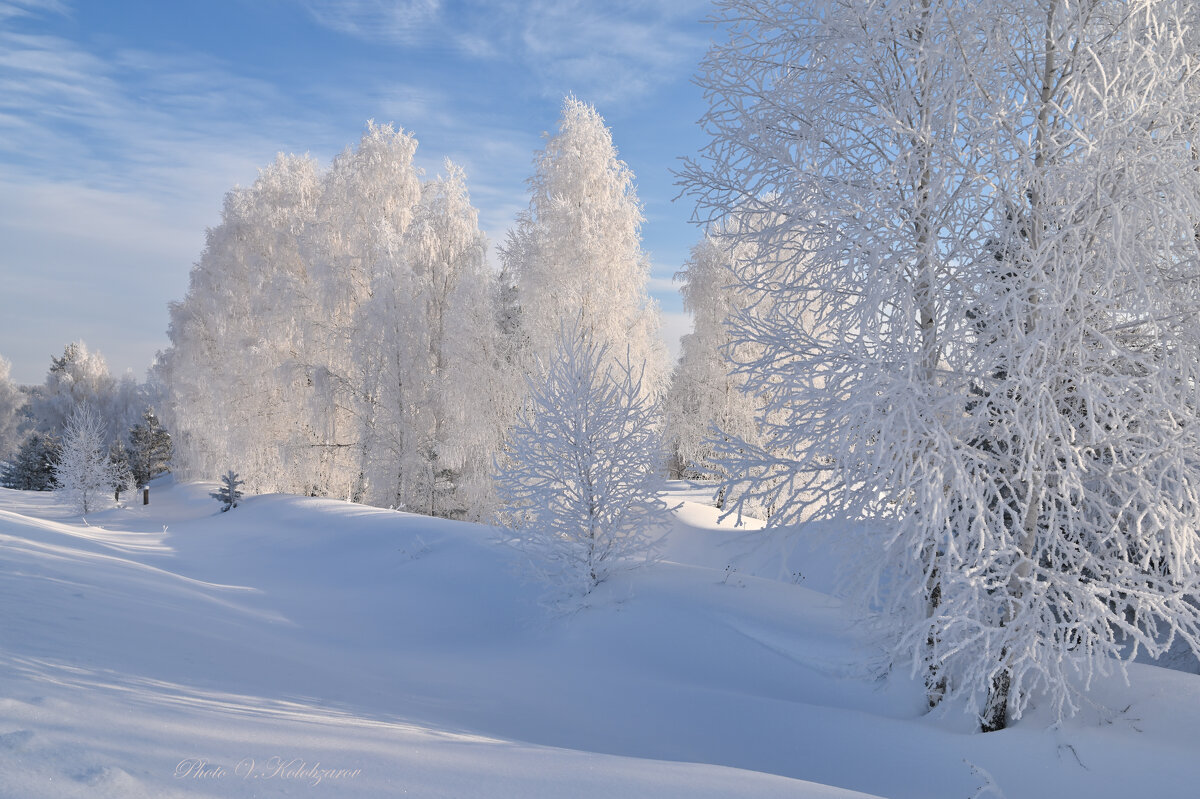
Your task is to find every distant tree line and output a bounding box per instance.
[0,343,172,500]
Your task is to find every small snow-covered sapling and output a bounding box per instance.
[210,470,244,512]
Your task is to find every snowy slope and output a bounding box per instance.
[0,480,1197,798]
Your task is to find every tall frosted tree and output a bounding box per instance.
[307,122,423,501]
[161,153,323,495]
[0,355,27,462]
[663,229,811,520]
[357,162,513,517]
[684,0,1200,730]
[502,97,668,402]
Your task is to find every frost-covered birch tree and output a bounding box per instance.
[358,162,513,517]
[502,97,668,402]
[666,235,754,480]
[308,122,423,502]
[159,153,322,495]
[29,342,142,446]
[683,0,1200,731]
[496,325,664,600]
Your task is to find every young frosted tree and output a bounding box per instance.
[54,406,115,515]
[502,97,668,402]
[210,469,245,512]
[496,326,665,599]
[683,0,1200,730]
[0,432,59,491]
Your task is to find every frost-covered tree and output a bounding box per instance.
[54,406,115,514]
[305,122,424,502]
[356,162,513,517]
[160,153,323,496]
[0,432,59,491]
[496,326,664,599]
[31,342,112,437]
[28,341,144,445]
[107,439,137,503]
[664,231,798,520]
[0,355,27,462]
[684,0,1200,730]
[502,97,668,402]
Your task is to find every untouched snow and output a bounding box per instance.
[0,480,1197,798]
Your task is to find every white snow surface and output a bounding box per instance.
[0,479,1197,798]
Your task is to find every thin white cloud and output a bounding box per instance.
[646,275,683,295]
[0,19,334,381]
[299,0,441,43]
[513,0,709,104]
[0,0,68,21]
[298,0,710,105]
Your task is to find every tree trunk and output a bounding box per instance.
[982,659,1010,732]
[926,574,946,708]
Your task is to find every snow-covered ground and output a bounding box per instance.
[0,480,1197,798]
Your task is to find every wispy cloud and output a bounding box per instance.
[0,15,330,380]
[298,0,710,105]
[0,28,304,199]
[0,0,68,22]
[298,0,441,44]
[513,0,709,104]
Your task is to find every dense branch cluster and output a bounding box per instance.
[683,0,1200,729]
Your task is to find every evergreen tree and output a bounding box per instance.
[210,470,244,512]
[0,432,60,491]
[127,409,172,487]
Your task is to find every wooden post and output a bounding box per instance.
[143,487,149,505]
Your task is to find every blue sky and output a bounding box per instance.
[0,0,715,385]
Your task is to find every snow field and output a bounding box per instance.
[0,480,1197,797]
